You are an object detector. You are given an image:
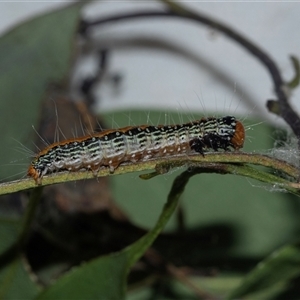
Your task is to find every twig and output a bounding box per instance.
[79,5,300,142]
[0,152,299,196]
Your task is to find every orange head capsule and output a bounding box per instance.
[231,120,245,149]
[27,164,41,185]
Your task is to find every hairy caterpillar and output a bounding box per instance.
[28,116,245,184]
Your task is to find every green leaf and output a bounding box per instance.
[0,218,20,254]
[0,187,44,299]
[227,243,300,299]
[0,2,85,181]
[105,111,300,259]
[36,165,182,299]
[36,253,129,300]
[0,256,41,300]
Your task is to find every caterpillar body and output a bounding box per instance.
[28,116,245,184]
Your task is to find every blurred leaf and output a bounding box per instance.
[36,253,129,300]
[0,187,44,299]
[36,165,181,299]
[227,243,300,299]
[0,2,85,181]
[105,111,300,259]
[190,275,242,296]
[0,3,87,298]
[0,218,20,254]
[0,256,41,299]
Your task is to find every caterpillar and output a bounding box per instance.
[28,116,245,184]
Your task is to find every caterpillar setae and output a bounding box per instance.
[28,116,245,184]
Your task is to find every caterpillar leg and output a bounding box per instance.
[189,139,205,156]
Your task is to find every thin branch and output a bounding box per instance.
[0,152,299,196]
[79,4,300,141]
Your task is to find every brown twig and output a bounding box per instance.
[79,6,300,142]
